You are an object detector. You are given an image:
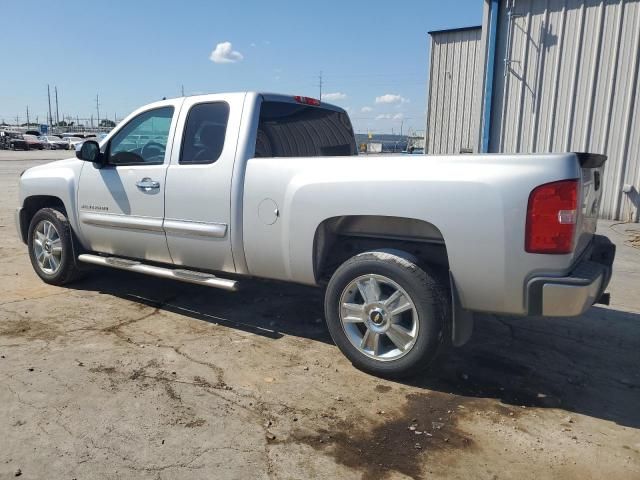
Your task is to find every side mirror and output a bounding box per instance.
[76,140,103,164]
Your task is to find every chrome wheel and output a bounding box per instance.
[33,220,63,275]
[339,274,419,361]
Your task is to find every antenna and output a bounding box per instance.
[181,84,185,96]
[318,71,323,100]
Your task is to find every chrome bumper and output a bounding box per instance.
[527,235,615,317]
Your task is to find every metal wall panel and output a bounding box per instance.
[426,27,484,154]
[489,0,640,220]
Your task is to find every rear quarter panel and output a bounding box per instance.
[243,153,584,315]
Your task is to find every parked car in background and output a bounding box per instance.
[64,136,84,150]
[10,134,43,150]
[0,131,22,150]
[25,130,42,137]
[38,135,69,150]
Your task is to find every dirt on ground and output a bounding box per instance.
[1,151,639,479]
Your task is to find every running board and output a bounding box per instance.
[77,254,238,291]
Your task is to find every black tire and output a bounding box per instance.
[324,250,450,378]
[27,207,83,285]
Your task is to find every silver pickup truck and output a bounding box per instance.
[15,92,615,377]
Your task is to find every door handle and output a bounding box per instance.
[136,177,160,191]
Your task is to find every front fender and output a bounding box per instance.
[18,158,87,246]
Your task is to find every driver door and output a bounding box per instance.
[77,100,182,263]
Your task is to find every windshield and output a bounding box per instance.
[49,136,62,141]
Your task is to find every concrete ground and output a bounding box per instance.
[1,150,639,480]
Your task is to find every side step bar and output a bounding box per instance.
[78,254,238,291]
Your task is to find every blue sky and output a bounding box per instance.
[0,0,482,134]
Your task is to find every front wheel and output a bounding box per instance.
[27,208,83,285]
[324,250,450,378]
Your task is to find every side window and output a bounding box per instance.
[108,106,174,165]
[180,102,229,165]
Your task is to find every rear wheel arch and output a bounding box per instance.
[312,215,449,282]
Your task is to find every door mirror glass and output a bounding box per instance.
[76,140,101,163]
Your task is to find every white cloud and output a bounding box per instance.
[250,42,257,47]
[323,92,347,101]
[361,106,373,113]
[209,41,244,64]
[375,113,404,121]
[375,94,408,104]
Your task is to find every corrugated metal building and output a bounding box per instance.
[425,0,640,221]
[425,27,483,154]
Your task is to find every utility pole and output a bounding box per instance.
[15,115,19,127]
[181,84,185,96]
[318,71,323,101]
[47,85,53,126]
[54,86,60,125]
[26,106,30,126]
[96,94,100,127]
[400,119,404,137]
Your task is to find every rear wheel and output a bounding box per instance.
[324,250,450,378]
[27,208,83,285]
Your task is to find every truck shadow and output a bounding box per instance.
[71,269,640,429]
[417,307,640,429]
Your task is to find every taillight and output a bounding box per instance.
[525,179,579,254]
[294,95,321,106]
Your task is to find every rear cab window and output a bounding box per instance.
[255,101,357,158]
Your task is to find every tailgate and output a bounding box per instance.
[575,153,607,255]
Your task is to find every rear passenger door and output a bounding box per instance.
[164,94,244,273]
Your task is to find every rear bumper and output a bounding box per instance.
[526,235,615,317]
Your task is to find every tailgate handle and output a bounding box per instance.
[594,171,601,190]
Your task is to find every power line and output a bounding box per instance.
[47,85,53,126]
[55,86,60,125]
[318,71,323,100]
[96,94,100,126]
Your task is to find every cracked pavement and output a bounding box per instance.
[1,152,640,479]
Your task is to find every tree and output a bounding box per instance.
[99,119,116,127]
